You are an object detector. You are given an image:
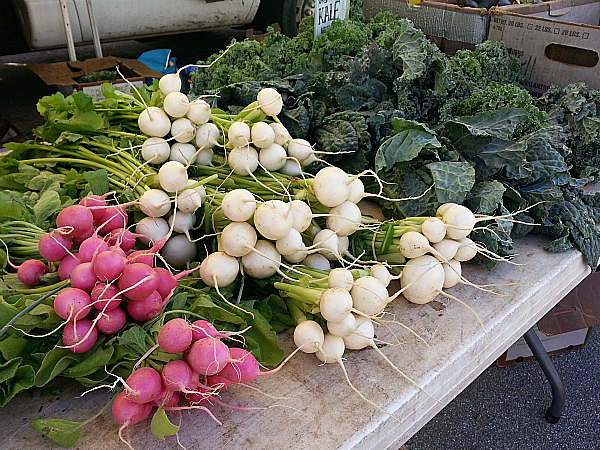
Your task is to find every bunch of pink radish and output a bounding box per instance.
[17,195,194,353]
[112,317,276,438]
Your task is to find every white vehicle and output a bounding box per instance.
[2,0,315,55]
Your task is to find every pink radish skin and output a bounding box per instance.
[112,391,153,425]
[78,194,108,221]
[90,282,122,311]
[17,259,48,286]
[185,337,230,376]
[58,252,80,280]
[106,228,138,252]
[54,287,93,321]
[95,206,128,235]
[207,374,233,389]
[190,319,220,342]
[118,263,159,301]
[152,387,180,408]
[56,205,95,238]
[62,318,98,353]
[126,290,166,321]
[161,359,195,392]
[78,235,109,263]
[94,307,127,334]
[184,391,210,405]
[158,318,193,354]
[92,249,127,282]
[70,262,98,292]
[124,367,163,404]
[71,226,95,245]
[217,348,262,384]
[154,267,178,300]
[38,231,72,262]
[126,250,155,266]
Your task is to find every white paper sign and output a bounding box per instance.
[315,0,350,37]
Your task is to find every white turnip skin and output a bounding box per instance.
[90,282,122,311]
[301,253,331,270]
[18,259,48,286]
[432,238,461,262]
[228,145,259,176]
[56,205,94,239]
[163,91,189,118]
[141,137,170,164]
[138,107,171,137]
[253,200,294,241]
[159,73,182,95]
[313,166,350,208]
[62,318,97,353]
[70,262,99,292]
[258,143,287,172]
[293,320,324,353]
[442,259,462,289]
[195,148,214,167]
[275,228,305,256]
[440,203,477,240]
[369,264,393,288]
[54,287,93,321]
[118,263,159,301]
[241,240,281,279]
[257,88,283,116]
[312,229,340,261]
[315,333,345,364]
[270,122,292,146]
[326,201,363,237]
[92,249,128,282]
[289,200,313,233]
[200,251,239,288]
[78,235,109,263]
[124,367,163,404]
[139,189,171,218]
[221,221,257,257]
[328,268,354,291]
[161,234,197,269]
[278,158,302,176]
[195,123,220,150]
[346,178,366,204]
[221,189,256,222]
[421,217,447,244]
[454,237,478,262]
[158,160,188,193]
[283,248,309,264]
[228,121,251,148]
[94,307,126,334]
[350,276,389,316]
[342,315,375,350]
[58,253,80,281]
[327,312,357,338]
[187,99,211,125]
[177,180,206,214]
[169,142,197,165]
[112,391,153,427]
[185,337,230,376]
[135,216,170,245]
[400,255,445,305]
[319,288,354,322]
[158,318,193,354]
[126,290,166,321]
[168,212,195,236]
[171,118,196,143]
[250,121,276,149]
[286,138,313,163]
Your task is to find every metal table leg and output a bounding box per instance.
[523,327,566,423]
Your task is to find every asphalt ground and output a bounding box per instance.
[1,31,599,450]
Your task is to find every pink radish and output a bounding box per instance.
[95,206,128,235]
[217,348,262,384]
[62,318,97,353]
[71,226,94,245]
[69,262,98,292]
[92,249,127,282]
[38,230,72,262]
[94,307,126,334]
[54,287,93,321]
[17,259,48,286]
[158,318,193,354]
[126,290,165,321]
[78,194,108,221]
[118,263,159,301]
[190,319,220,342]
[78,234,109,263]
[124,367,163,404]
[106,228,138,252]
[154,267,178,300]
[185,337,230,376]
[160,359,195,392]
[58,252,80,280]
[112,390,153,426]
[56,205,94,238]
[90,282,122,311]
[152,387,181,408]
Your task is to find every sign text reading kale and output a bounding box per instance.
[315,0,349,37]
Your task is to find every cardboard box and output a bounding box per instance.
[496,271,600,366]
[28,57,164,101]
[487,1,600,95]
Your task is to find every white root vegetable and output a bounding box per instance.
[283,248,309,264]
[169,142,197,165]
[221,221,257,257]
[346,178,365,204]
[195,123,220,150]
[421,217,447,244]
[221,189,256,222]
[312,229,340,260]
[442,259,462,289]
[186,99,211,125]
[432,238,462,262]
[162,234,197,269]
[141,137,170,164]
[194,148,214,166]
[278,159,303,176]
[228,121,251,148]
[313,166,350,207]
[301,253,330,270]
[454,238,478,262]
[350,276,390,316]
[228,145,259,176]
[177,180,205,214]
[168,212,195,235]
[289,200,313,233]
[170,118,196,143]
[328,268,354,291]
[270,122,292,146]
[253,200,293,241]
[326,201,363,237]
[258,143,287,171]
[241,240,281,279]
[319,288,354,322]
[293,320,324,353]
[343,315,375,350]
[159,73,182,96]
[135,217,169,245]
[158,161,188,193]
[257,87,283,117]
[275,228,306,256]
[369,264,393,288]
[315,333,345,364]
[200,251,239,288]
[163,91,189,118]
[440,203,477,240]
[286,138,313,163]
[139,189,171,217]
[327,313,357,338]
[400,255,445,304]
[138,107,171,137]
[250,121,276,149]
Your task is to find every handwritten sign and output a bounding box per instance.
[315,0,350,37]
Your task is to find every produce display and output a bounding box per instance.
[2,8,600,448]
